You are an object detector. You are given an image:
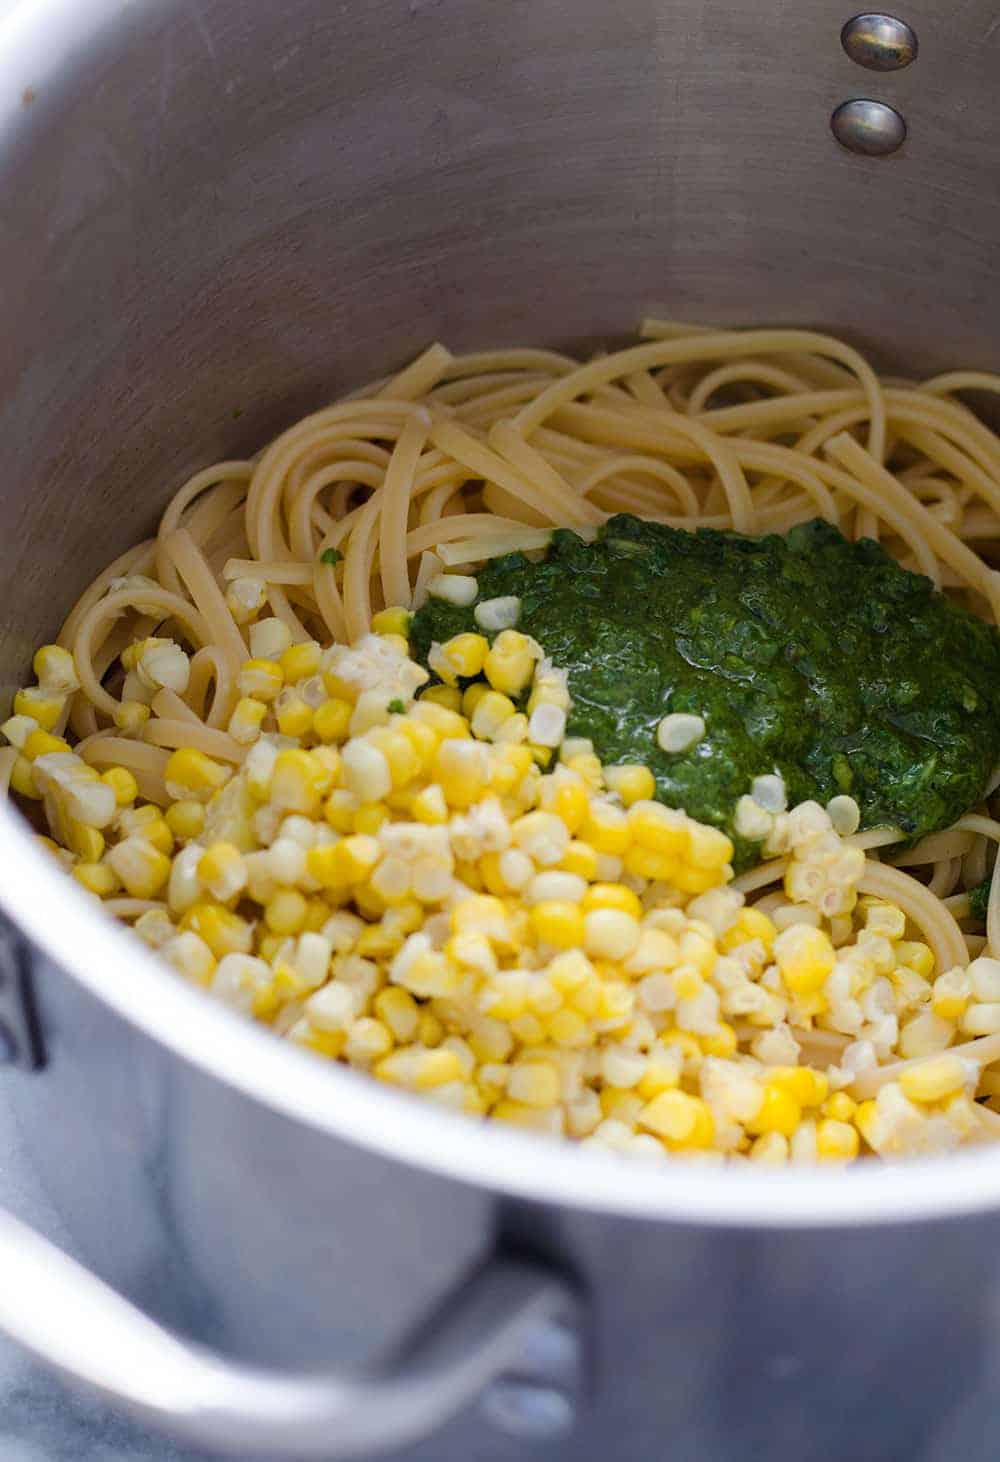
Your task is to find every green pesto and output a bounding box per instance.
[410,515,1000,871]
[969,878,991,924]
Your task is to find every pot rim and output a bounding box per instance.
[3,804,998,1229]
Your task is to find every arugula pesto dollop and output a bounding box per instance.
[410,515,1000,870]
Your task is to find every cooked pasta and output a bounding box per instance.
[8,319,1000,1163]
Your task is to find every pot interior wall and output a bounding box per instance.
[0,0,998,698]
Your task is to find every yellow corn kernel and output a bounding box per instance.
[433,738,487,810]
[560,840,600,881]
[22,729,71,761]
[165,799,205,841]
[773,924,835,995]
[545,777,589,833]
[768,1066,829,1107]
[180,902,253,958]
[673,967,703,1001]
[701,1023,738,1058]
[548,1008,593,1047]
[896,940,934,980]
[279,641,321,684]
[581,801,631,855]
[271,749,323,816]
[721,907,776,954]
[312,697,353,744]
[745,1081,801,1138]
[165,748,231,803]
[411,784,448,824]
[637,1061,681,1100]
[603,764,656,806]
[275,693,314,739]
[33,644,79,693]
[687,822,734,870]
[462,681,489,716]
[638,1090,715,1148]
[470,690,517,741]
[139,817,174,856]
[483,631,537,697]
[508,1060,561,1108]
[228,697,268,745]
[672,864,725,895]
[237,659,284,702]
[931,968,969,1021]
[106,838,171,899]
[198,842,247,903]
[371,606,411,637]
[417,1012,445,1047]
[419,685,463,713]
[336,835,381,883]
[323,788,358,833]
[898,1054,967,1104]
[265,888,309,935]
[815,1119,860,1162]
[434,633,489,684]
[627,800,688,854]
[72,861,117,897]
[371,730,421,789]
[530,901,585,950]
[373,986,419,1042]
[9,756,39,799]
[100,766,139,807]
[353,802,390,835]
[580,884,640,919]
[113,701,151,733]
[823,1091,857,1122]
[13,686,63,731]
[66,821,105,862]
[561,754,602,789]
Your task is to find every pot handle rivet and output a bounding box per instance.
[831,98,907,156]
[841,12,918,71]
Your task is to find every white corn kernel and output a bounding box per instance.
[428,573,478,606]
[656,713,705,754]
[474,596,521,631]
[527,703,566,748]
[250,618,294,660]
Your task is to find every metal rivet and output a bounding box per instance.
[481,1378,576,1439]
[841,12,918,70]
[831,98,907,156]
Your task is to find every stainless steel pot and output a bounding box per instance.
[1,0,1000,1457]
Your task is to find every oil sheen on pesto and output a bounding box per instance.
[410,516,1000,870]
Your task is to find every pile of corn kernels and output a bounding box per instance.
[6,607,1000,1164]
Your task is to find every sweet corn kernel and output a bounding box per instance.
[72,861,117,897]
[13,686,64,731]
[280,641,322,684]
[265,888,309,935]
[165,748,231,803]
[66,821,105,862]
[23,729,71,761]
[313,697,353,743]
[411,784,449,824]
[228,697,268,745]
[471,690,517,741]
[198,842,248,903]
[582,801,631,855]
[238,659,284,702]
[180,902,253,958]
[106,838,171,899]
[583,884,643,919]
[508,1060,561,1108]
[815,1119,860,1162]
[745,1082,801,1138]
[275,692,314,739]
[584,909,641,961]
[100,766,139,807]
[531,901,586,950]
[165,799,205,841]
[419,685,463,712]
[604,764,656,806]
[638,1090,714,1148]
[483,630,537,696]
[773,924,835,995]
[33,644,79,693]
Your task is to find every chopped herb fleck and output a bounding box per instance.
[320,548,342,565]
[387,698,405,714]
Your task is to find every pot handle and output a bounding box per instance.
[0,1205,582,1457]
